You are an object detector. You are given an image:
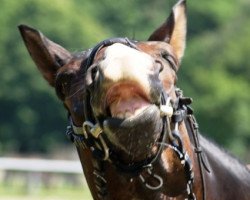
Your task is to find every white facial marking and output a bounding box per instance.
[99,43,154,95]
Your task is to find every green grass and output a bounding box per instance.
[0,183,92,200]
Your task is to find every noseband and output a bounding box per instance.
[66,38,208,200]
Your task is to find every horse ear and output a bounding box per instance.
[18,25,72,86]
[148,0,187,61]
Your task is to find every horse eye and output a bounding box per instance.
[55,72,74,100]
[91,66,99,81]
[62,82,69,93]
[161,53,177,72]
[162,53,171,62]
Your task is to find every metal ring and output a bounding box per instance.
[82,121,94,139]
[139,169,163,190]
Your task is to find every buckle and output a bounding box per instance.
[83,121,109,161]
[160,97,173,118]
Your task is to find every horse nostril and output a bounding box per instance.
[91,66,99,81]
[86,65,99,87]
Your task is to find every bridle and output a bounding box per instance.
[66,38,210,200]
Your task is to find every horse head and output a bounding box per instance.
[18,0,250,199]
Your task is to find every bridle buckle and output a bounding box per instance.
[83,121,103,139]
[160,97,173,118]
[83,121,109,161]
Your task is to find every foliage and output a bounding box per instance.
[0,0,249,160]
[180,0,250,157]
[0,0,110,153]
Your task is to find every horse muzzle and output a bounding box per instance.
[103,104,163,162]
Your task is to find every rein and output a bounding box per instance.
[66,38,209,200]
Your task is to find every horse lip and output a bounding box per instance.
[102,104,163,162]
[104,82,151,118]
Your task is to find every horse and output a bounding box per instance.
[18,0,250,199]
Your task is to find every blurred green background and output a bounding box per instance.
[0,0,250,198]
[1,0,250,161]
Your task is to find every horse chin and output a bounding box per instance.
[103,105,163,163]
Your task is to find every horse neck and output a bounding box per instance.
[183,115,250,200]
[198,135,250,200]
[76,119,199,199]
[75,114,250,200]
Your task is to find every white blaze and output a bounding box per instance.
[99,43,154,95]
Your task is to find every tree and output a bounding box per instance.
[0,0,249,161]
[0,0,111,153]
